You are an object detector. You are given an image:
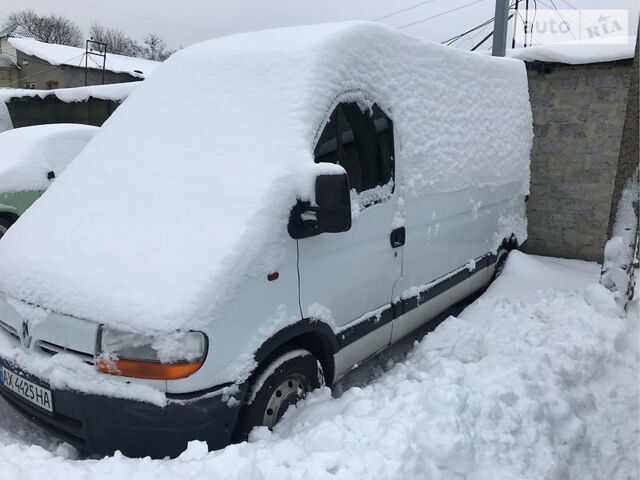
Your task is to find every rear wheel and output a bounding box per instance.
[233,349,322,440]
[0,216,16,240]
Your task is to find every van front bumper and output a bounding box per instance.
[0,359,245,458]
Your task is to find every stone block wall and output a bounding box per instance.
[524,59,634,262]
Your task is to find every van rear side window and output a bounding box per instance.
[314,102,394,206]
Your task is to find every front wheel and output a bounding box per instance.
[233,349,322,441]
[0,216,16,240]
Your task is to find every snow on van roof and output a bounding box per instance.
[8,37,160,78]
[0,21,532,332]
[0,124,98,193]
[0,82,141,104]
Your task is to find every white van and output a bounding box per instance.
[0,22,532,458]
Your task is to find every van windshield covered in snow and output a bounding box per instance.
[314,102,394,197]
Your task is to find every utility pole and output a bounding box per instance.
[524,0,530,47]
[84,39,107,86]
[512,0,519,48]
[492,0,510,56]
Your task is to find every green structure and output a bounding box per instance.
[0,190,43,237]
[6,94,122,128]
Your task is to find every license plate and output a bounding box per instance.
[0,367,53,412]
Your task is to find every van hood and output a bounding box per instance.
[0,22,532,332]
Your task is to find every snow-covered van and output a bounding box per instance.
[0,124,98,237]
[0,22,532,458]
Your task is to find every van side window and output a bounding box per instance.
[314,102,394,206]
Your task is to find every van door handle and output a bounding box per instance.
[390,227,406,248]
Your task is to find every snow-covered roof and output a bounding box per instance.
[0,124,98,193]
[505,37,637,64]
[8,37,160,78]
[0,82,140,104]
[0,21,532,332]
[0,24,41,41]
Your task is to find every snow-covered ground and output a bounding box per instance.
[0,251,637,479]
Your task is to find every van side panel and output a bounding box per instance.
[390,265,489,345]
[394,182,526,303]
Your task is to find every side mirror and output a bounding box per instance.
[288,173,352,239]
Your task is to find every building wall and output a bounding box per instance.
[15,52,140,89]
[0,38,18,64]
[525,59,634,262]
[0,67,18,88]
[0,38,19,88]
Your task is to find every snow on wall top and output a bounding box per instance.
[0,21,532,332]
[0,124,98,193]
[8,37,160,78]
[0,82,140,104]
[505,36,636,64]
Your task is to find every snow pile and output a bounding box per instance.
[0,124,98,193]
[0,21,532,333]
[8,38,160,78]
[0,252,637,479]
[506,36,636,64]
[0,82,140,105]
[601,168,639,307]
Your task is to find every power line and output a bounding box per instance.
[372,0,440,22]
[442,15,495,45]
[538,0,578,40]
[442,2,515,47]
[444,11,505,46]
[396,0,486,30]
[469,12,515,50]
[451,21,493,48]
[57,0,210,33]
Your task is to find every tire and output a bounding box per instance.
[491,248,509,282]
[233,349,323,441]
[0,216,16,240]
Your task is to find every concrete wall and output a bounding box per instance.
[525,59,634,262]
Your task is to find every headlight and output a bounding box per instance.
[96,326,207,380]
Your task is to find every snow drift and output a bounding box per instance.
[0,21,532,332]
[0,253,637,479]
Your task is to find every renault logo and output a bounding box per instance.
[20,320,32,348]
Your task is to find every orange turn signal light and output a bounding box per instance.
[97,357,204,380]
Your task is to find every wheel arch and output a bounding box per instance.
[251,319,339,389]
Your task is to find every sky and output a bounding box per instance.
[0,0,637,51]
